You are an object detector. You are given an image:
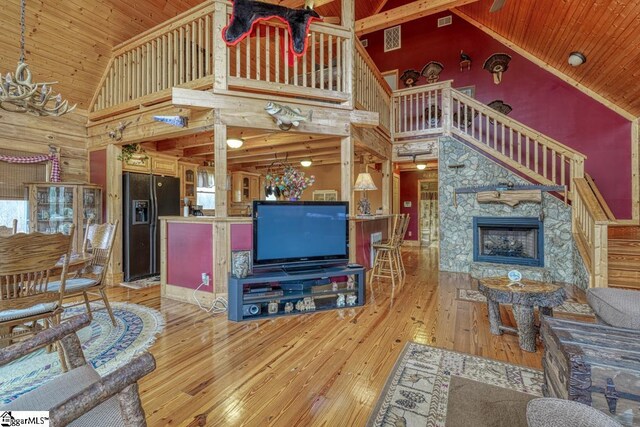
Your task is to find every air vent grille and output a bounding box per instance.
[437,15,452,27]
[360,39,368,48]
[384,26,401,52]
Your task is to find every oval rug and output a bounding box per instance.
[0,302,165,404]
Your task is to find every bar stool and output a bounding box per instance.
[369,214,405,298]
[395,214,410,280]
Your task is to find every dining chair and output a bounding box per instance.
[0,314,156,426]
[369,214,406,299]
[0,219,17,236]
[0,227,74,353]
[49,221,119,326]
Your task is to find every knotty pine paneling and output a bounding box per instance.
[0,112,88,183]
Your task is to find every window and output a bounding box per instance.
[384,26,401,52]
[0,148,47,232]
[196,168,215,209]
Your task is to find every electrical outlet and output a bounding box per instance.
[408,231,412,237]
[202,273,210,286]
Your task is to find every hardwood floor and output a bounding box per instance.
[106,246,586,426]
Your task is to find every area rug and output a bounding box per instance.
[366,342,543,427]
[457,288,594,316]
[120,275,161,290]
[0,302,165,404]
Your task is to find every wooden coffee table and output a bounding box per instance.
[478,277,566,352]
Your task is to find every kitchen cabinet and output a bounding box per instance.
[179,162,198,208]
[26,182,103,251]
[122,152,178,177]
[229,171,261,216]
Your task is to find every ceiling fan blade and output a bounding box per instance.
[489,0,506,13]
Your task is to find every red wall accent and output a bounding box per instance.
[354,218,390,268]
[399,171,421,241]
[365,13,632,218]
[167,223,214,292]
[230,223,253,251]
[88,149,107,221]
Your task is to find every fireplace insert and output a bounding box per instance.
[472,217,544,267]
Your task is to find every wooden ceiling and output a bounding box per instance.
[4,0,638,117]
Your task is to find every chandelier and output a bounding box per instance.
[0,0,75,116]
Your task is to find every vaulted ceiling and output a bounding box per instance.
[2,0,639,117]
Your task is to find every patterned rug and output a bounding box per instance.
[120,275,161,290]
[0,302,165,403]
[367,342,543,426]
[457,288,594,316]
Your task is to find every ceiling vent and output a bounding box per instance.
[360,39,368,48]
[437,15,453,27]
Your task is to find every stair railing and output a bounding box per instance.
[572,177,609,287]
[354,40,392,134]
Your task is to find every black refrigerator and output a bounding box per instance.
[123,172,180,282]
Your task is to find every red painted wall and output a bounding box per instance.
[167,223,214,292]
[400,171,420,241]
[365,13,632,218]
[88,149,107,221]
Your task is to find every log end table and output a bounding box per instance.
[478,277,567,352]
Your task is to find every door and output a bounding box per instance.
[123,172,152,281]
[393,173,400,214]
[151,175,180,274]
[418,179,439,247]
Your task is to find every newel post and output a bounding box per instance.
[213,1,228,91]
[441,82,452,135]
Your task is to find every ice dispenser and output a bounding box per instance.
[133,200,149,224]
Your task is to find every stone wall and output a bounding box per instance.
[438,137,589,288]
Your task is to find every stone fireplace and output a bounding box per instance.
[473,217,544,267]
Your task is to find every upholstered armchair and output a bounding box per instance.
[526,398,622,427]
[0,314,156,426]
[587,288,640,329]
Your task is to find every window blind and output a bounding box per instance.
[0,148,47,200]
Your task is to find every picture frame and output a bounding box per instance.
[231,250,252,278]
[456,85,475,98]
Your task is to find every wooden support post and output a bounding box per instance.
[342,0,354,108]
[382,159,392,215]
[341,133,355,262]
[441,83,452,135]
[105,144,124,285]
[213,1,228,91]
[214,122,229,295]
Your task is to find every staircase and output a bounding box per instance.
[390,81,639,289]
[608,226,640,288]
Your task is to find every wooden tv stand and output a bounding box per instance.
[228,265,365,321]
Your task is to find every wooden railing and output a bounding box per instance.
[573,177,610,287]
[226,13,352,104]
[354,40,392,134]
[89,1,353,117]
[392,81,586,198]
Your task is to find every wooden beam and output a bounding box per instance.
[352,126,392,160]
[341,133,355,262]
[173,88,352,136]
[105,144,124,286]
[382,159,392,215]
[452,9,637,122]
[373,0,391,15]
[355,0,479,36]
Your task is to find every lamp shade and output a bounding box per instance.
[568,52,586,67]
[226,138,244,148]
[353,172,378,191]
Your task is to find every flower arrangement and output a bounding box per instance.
[265,165,315,200]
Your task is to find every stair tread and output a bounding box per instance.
[608,226,640,240]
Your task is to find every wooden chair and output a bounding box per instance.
[395,214,411,280]
[0,314,156,426]
[0,227,74,350]
[0,219,17,236]
[369,214,406,298]
[49,221,119,326]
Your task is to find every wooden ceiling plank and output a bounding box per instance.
[452,8,636,120]
[355,0,480,36]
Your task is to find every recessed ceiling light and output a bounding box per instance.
[300,159,312,167]
[226,138,244,149]
[568,52,586,67]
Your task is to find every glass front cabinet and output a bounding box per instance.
[26,182,103,251]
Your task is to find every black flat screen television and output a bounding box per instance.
[252,201,349,271]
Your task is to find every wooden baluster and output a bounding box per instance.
[163,35,168,89]
[534,140,539,175]
[293,34,299,86]
[198,19,204,79]
[245,28,251,79]
[205,15,211,76]
[310,31,315,88]
[336,37,341,91]
[328,35,333,90]
[235,37,241,78]
[284,30,289,85]
[118,56,124,104]
[179,28,185,84]
[478,111,483,143]
[185,25,191,83]
[266,26,271,82]
[403,95,407,133]
[561,154,566,186]
[552,151,557,184]
[509,128,513,160]
[525,136,530,169]
[173,30,179,86]
[191,21,197,81]
[501,123,506,155]
[543,145,548,179]
[517,132,522,164]
[167,34,173,88]
[319,33,324,90]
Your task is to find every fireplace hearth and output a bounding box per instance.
[473,217,544,267]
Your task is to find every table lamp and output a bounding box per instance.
[353,172,378,216]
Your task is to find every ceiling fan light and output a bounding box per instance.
[568,52,586,67]
[416,163,427,170]
[226,138,244,149]
[300,159,312,167]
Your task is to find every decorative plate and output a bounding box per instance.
[507,270,522,282]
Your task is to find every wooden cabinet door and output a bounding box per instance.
[249,176,260,201]
[152,156,178,177]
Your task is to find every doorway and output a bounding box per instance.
[393,173,400,214]
[418,179,438,247]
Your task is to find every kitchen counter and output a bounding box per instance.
[159,215,251,223]
[351,215,394,222]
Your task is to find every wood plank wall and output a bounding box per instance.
[0,112,88,182]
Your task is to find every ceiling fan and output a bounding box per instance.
[489,0,507,13]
